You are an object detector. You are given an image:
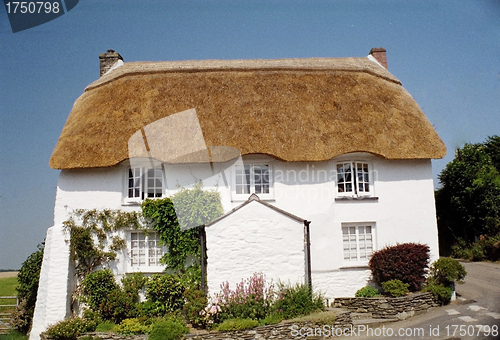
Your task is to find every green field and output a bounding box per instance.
[0,276,18,314]
[0,277,18,297]
[0,276,19,338]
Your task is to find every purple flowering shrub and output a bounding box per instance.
[207,273,325,324]
[213,272,275,321]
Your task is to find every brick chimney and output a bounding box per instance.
[369,47,387,69]
[99,49,123,77]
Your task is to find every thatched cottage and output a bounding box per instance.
[30,48,446,339]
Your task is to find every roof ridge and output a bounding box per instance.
[85,57,401,91]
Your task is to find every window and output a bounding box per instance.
[233,163,272,199]
[130,231,164,267]
[336,162,371,196]
[342,224,374,264]
[127,167,164,202]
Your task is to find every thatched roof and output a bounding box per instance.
[50,56,446,169]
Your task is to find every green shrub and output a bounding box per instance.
[99,288,137,323]
[217,318,259,331]
[423,283,453,305]
[178,264,202,290]
[135,301,167,318]
[428,258,466,286]
[146,274,186,314]
[480,234,500,261]
[260,312,283,325]
[44,317,97,340]
[121,272,148,299]
[182,289,207,328]
[82,309,102,324]
[451,235,500,262]
[273,283,324,319]
[355,286,380,297]
[382,279,409,297]
[451,238,471,260]
[81,269,118,312]
[114,318,150,335]
[95,321,116,332]
[148,319,189,340]
[369,243,430,291]
[10,244,44,334]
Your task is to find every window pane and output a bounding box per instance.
[145,167,163,198]
[235,165,251,195]
[131,232,165,267]
[342,225,374,262]
[346,183,352,192]
[356,162,370,193]
[337,163,353,193]
[128,168,142,198]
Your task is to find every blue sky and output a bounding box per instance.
[0,0,499,269]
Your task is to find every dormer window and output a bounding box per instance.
[336,161,372,197]
[126,166,164,203]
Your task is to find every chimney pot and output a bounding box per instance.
[99,49,124,77]
[369,47,388,69]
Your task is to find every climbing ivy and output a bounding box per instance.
[64,209,143,312]
[65,183,223,311]
[142,182,223,272]
[64,209,142,279]
[171,181,224,231]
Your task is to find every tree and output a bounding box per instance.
[436,136,500,254]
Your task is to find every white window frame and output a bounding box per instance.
[124,163,165,204]
[336,161,373,198]
[341,223,376,267]
[232,162,273,201]
[128,230,166,272]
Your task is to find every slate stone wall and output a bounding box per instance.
[49,314,352,340]
[332,292,438,320]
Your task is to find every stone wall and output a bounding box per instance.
[332,292,438,320]
[57,314,353,340]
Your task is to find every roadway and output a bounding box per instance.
[338,261,500,340]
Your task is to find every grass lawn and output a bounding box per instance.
[0,332,27,340]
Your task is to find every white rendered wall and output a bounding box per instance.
[312,269,372,300]
[205,200,306,298]
[29,225,71,340]
[32,153,440,338]
[30,166,139,340]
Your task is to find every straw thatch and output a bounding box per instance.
[50,57,446,169]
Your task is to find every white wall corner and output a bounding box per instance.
[29,225,72,340]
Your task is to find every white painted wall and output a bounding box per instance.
[32,153,440,338]
[29,225,71,340]
[205,200,306,298]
